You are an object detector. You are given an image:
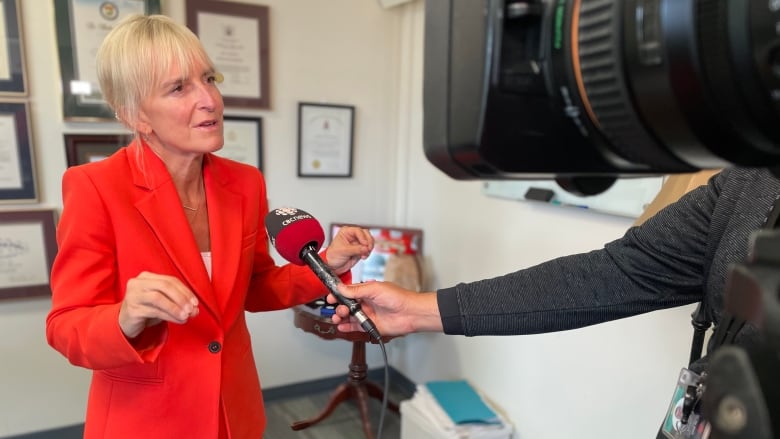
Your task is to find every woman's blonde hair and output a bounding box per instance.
[96,14,215,130]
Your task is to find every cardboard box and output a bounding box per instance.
[634,170,721,226]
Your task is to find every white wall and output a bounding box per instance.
[391,3,698,438]
[0,0,404,436]
[1,1,699,438]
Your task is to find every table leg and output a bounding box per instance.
[290,382,351,431]
[290,340,397,438]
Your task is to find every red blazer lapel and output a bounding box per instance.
[128,141,221,320]
[203,156,244,319]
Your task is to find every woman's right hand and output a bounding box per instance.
[119,271,200,339]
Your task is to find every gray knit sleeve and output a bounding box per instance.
[438,171,727,336]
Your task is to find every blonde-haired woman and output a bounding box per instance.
[46,14,373,438]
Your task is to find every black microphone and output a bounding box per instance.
[265,207,381,341]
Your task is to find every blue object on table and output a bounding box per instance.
[425,380,501,424]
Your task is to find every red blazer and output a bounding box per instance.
[47,141,334,438]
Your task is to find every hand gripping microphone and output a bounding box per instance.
[265,207,381,341]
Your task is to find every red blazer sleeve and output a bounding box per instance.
[46,167,165,370]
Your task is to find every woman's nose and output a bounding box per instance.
[197,82,222,112]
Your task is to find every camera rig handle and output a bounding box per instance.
[702,229,780,439]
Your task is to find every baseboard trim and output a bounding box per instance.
[3,424,83,439]
[3,367,416,438]
[263,366,416,402]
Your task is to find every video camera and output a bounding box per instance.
[421,0,780,437]
[423,0,780,193]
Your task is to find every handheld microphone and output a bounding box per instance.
[265,207,381,341]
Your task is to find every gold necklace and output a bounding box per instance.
[182,182,204,212]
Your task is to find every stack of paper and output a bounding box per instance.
[400,380,513,439]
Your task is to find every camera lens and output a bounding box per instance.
[574,0,780,169]
[422,0,780,182]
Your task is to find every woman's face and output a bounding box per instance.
[136,58,224,161]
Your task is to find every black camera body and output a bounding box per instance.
[423,0,780,183]
[421,1,780,437]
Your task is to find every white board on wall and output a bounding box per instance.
[482,177,665,218]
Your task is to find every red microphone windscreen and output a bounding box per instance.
[265,207,325,265]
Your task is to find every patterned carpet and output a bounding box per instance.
[263,378,412,439]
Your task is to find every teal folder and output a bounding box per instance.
[425,380,501,425]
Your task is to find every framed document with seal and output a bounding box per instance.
[215,116,263,170]
[0,101,36,203]
[0,0,27,96]
[0,209,58,299]
[297,102,355,178]
[54,0,161,120]
[186,0,270,109]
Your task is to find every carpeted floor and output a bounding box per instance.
[264,380,412,439]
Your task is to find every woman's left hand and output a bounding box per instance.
[325,226,374,275]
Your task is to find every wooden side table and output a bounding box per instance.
[290,305,399,439]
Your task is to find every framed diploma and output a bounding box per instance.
[215,116,263,170]
[0,0,27,96]
[0,209,57,300]
[0,101,36,203]
[64,133,133,167]
[54,0,161,121]
[186,0,270,109]
[298,102,355,178]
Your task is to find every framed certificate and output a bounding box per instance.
[0,209,58,299]
[186,0,270,109]
[64,133,133,167]
[215,116,263,170]
[0,101,36,203]
[0,0,26,96]
[298,102,355,178]
[54,0,161,121]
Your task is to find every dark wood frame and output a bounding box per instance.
[0,0,27,96]
[220,115,263,171]
[64,133,133,167]
[186,0,270,109]
[0,209,58,299]
[0,101,36,202]
[54,0,161,120]
[297,102,355,178]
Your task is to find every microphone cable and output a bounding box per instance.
[375,337,389,439]
[262,207,391,437]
